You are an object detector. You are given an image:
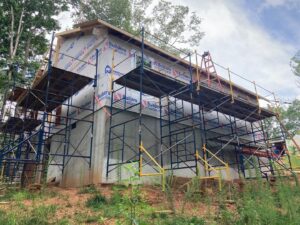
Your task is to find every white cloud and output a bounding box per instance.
[174,0,300,102]
[57,11,73,31]
[263,0,290,7]
[259,0,300,10]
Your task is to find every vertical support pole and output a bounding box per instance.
[110,49,116,92]
[89,49,99,169]
[62,97,70,173]
[272,92,279,114]
[0,160,4,181]
[234,117,245,178]
[159,97,164,168]
[196,104,203,176]
[188,53,197,173]
[16,134,23,160]
[175,130,179,167]
[227,68,234,103]
[203,144,208,176]
[184,127,187,161]
[94,49,99,88]
[188,53,193,93]
[121,124,125,164]
[229,115,239,177]
[37,32,55,162]
[260,120,274,177]
[167,97,173,170]
[253,81,261,114]
[195,50,200,92]
[200,107,209,176]
[285,144,293,171]
[138,27,145,176]
[195,150,200,176]
[106,79,114,179]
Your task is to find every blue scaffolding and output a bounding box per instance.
[106,28,293,183]
[0,34,99,185]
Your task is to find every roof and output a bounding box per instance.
[56,19,270,104]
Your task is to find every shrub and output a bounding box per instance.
[86,193,108,209]
[110,191,123,205]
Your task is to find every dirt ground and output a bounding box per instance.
[0,177,263,224]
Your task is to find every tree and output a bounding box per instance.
[0,0,68,86]
[71,0,204,54]
[147,0,203,54]
[72,0,132,31]
[291,51,300,86]
[280,99,300,136]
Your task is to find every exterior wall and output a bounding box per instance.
[47,28,254,186]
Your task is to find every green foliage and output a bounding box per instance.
[147,0,204,54]
[0,188,33,202]
[0,188,58,202]
[2,176,300,225]
[71,0,132,31]
[164,175,176,214]
[112,184,129,191]
[289,154,300,169]
[0,0,69,92]
[25,205,57,225]
[280,99,300,136]
[226,179,300,225]
[71,0,204,54]
[181,176,202,214]
[86,193,108,209]
[56,218,71,225]
[0,204,57,225]
[291,51,300,78]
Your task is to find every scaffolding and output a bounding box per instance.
[106,27,294,189]
[0,34,98,186]
[0,23,294,188]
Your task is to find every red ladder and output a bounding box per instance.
[201,51,223,90]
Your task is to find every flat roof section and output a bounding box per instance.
[0,117,42,134]
[115,66,275,122]
[18,67,93,112]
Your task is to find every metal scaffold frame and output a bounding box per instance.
[106,28,205,188]
[0,22,294,189]
[106,26,295,189]
[198,52,294,180]
[0,33,99,186]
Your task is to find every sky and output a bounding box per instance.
[56,0,300,103]
[173,0,300,103]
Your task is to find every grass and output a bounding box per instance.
[78,184,99,194]
[289,154,300,169]
[1,177,300,224]
[84,184,206,225]
[0,188,58,202]
[212,176,300,225]
[0,204,58,225]
[86,193,108,209]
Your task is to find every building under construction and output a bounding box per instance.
[0,19,295,188]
